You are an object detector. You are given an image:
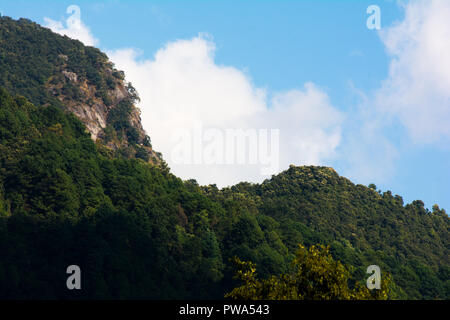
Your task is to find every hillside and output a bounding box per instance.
[0,16,448,300]
[216,166,449,298]
[0,16,161,163]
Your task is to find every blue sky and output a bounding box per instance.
[1,0,449,211]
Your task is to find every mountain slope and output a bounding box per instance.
[0,84,448,299]
[0,16,448,300]
[214,166,449,298]
[0,16,161,163]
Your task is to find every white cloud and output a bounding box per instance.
[44,5,98,47]
[41,6,343,187]
[327,80,398,185]
[107,35,343,187]
[342,0,450,184]
[341,106,399,184]
[43,1,450,189]
[376,0,450,143]
[267,84,342,165]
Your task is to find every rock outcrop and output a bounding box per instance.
[46,51,161,164]
[0,16,161,164]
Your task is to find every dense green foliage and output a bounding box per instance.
[0,88,448,299]
[218,166,449,299]
[0,87,223,298]
[226,244,392,300]
[0,16,152,161]
[0,17,112,107]
[0,16,448,300]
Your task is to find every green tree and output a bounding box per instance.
[226,244,392,300]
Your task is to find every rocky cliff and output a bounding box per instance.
[0,16,161,164]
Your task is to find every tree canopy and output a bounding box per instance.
[226,244,392,300]
[0,15,448,300]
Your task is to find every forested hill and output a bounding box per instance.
[216,167,449,298]
[0,16,161,163]
[0,16,448,300]
[230,166,449,268]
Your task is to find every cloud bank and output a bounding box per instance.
[43,0,450,189]
[342,0,450,185]
[376,0,450,143]
[108,36,342,186]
